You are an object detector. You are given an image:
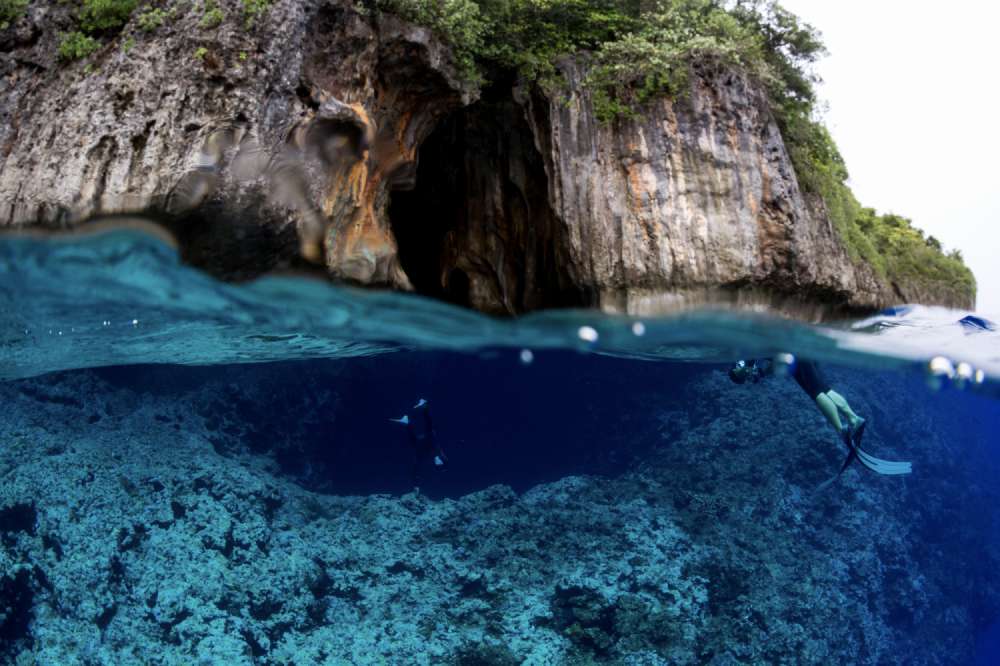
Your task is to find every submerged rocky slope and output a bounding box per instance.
[1,361,997,664]
[0,0,974,314]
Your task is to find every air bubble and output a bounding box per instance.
[926,356,955,391]
[131,319,139,326]
[577,326,598,343]
[928,356,954,377]
[519,349,534,365]
[772,352,795,377]
[954,362,974,389]
[631,321,646,337]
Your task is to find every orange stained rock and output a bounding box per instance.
[327,203,400,283]
[747,189,759,219]
[349,102,373,129]
[348,160,368,202]
[727,124,739,154]
[626,164,646,216]
[322,159,368,218]
[394,109,418,162]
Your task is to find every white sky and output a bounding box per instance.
[779,0,1000,316]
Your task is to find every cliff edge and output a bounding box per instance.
[0,0,975,316]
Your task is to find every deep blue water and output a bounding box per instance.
[92,353,710,499]
[87,352,1000,498]
[2,226,1000,664]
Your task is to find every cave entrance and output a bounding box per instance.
[387,112,469,307]
[388,88,587,315]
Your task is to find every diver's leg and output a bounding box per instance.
[814,393,845,433]
[423,410,434,436]
[411,454,422,489]
[422,409,447,469]
[794,362,840,433]
[406,420,421,486]
[826,390,863,428]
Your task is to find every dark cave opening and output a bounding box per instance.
[387,111,470,307]
[387,86,589,314]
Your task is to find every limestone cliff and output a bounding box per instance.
[0,0,972,316]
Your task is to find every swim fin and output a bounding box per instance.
[841,423,912,475]
[834,428,854,469]
[817,431,859,489]
[823,424,912,487]
[852,422,911,474]
[856,447,912,475]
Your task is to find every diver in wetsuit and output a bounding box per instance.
[728,359,911,478]
[389,399,448,487]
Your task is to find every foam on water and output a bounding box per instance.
[2,223,997,394]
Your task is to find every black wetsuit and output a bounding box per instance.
[405,407,448,484]
[791,361,831,400]
[745,359,830,400]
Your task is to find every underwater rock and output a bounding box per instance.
[0,1,972,315]
[0,363,997,664]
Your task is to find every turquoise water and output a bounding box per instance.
[3,222,998,388]
[2,222,999,664]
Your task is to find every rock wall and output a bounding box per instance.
[0,0,971,315]
[0,0,475,284]
[521,62,896,314]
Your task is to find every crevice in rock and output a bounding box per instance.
[0,567,34,659]
[95,603,118,631]
[127,120,156,186]
[242,628,266,659]
[0,502,37,545]
[387,81,589,315]
[83,135,118,209]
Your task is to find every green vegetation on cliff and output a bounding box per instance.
[57,30,100,61]
[78,0,138,32]
[374,0,975,301]
[0,0,26,29]
[53,0,272,60]
[55,0,138,60]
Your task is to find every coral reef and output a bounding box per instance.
[0,359,997,664]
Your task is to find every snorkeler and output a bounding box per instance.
[390,398,448,487]
[728,359,912,478]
